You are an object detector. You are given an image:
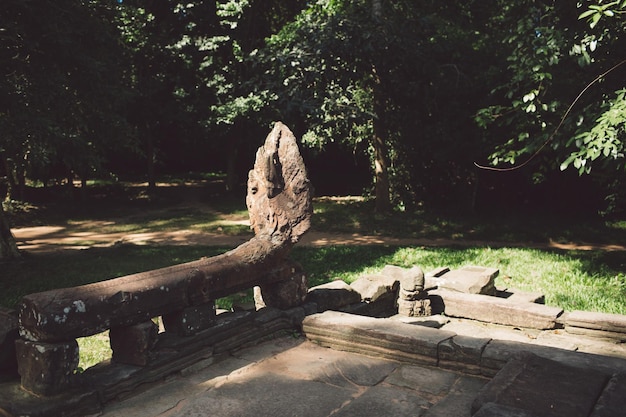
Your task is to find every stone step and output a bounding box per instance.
[563,310,626,342]
[303,311,626,379]
[430,289,563,330]
[591,372,626,417]
[427,266,499,295]
[302,311,455,367]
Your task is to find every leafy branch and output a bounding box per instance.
[579,1,626,28]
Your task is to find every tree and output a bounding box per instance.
[197,0,308,191]
[0,203,19,260]
[560,1,626,176]
[0,0,131,198]
[474,1,626,213]
[258,0,402,212]
[116,1,194,190]
[259,0,487,212]
[0,0,132,259]
[112,0,305,190]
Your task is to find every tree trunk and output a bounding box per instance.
[1,154,17,202]
[371,0,382,21]
[145,126,156,192]
[371,64,391,214]
[225,133,240,192]
[16,161,26,201]
[372,130,391,214]
[66,170,74,190]
[0,202,20,260]
[79,173,88,202]
[370,0,391,213]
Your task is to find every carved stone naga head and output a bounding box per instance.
[246,122,313,245]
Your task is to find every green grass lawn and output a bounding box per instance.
[2,180,626,370]
[294,245,626,315]
[2,244,625,314]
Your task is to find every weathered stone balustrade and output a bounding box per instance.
[15,257,307,396]
[11,122,313,397]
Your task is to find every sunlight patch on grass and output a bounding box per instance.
[63,240,103,247]
[292,246,626,315]
[77,331,112,372]
[382,247,626,314]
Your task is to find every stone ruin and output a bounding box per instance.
[1,122,626,416]
[1,122,315,414]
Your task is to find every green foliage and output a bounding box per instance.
[579,0,626,28]
[475,1,579,168]
[561,88,626,173]
[1,0,625,217]
[217,0,251,29]
[260,1,487,209]
[0,0,132,190]
[472,1,626,215]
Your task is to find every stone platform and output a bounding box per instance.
[83,309,626,417]
[304,311,626,416]
[4,270,626,417]
[94,336,488,417]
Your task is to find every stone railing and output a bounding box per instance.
[7,122,313,399]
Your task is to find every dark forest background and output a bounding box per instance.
[2,1,625,244]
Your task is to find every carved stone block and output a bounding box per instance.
[434,266,498,295]
[110,320,158,366]
[350,273,399,303]
[431,289,563,330]
[258,267,308,310]
[307,280,362,312]
[382,265,425,292]
[162,303,216,336]
[397,298,432,317]
[15,339,79,396]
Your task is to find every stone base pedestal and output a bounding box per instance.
[257,269,308,310]
[162,303,216,336]
[397,298,432,317]
[110,321,158,366]
[15,339,79,396]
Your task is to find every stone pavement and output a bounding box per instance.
[91,335,488,417]
[87,310,626,417]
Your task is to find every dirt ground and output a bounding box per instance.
[9,180,626,254]
[12,224,626,254]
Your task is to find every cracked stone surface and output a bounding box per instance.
[92,336,488,417]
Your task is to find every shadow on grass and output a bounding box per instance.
[312,197,626,245]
